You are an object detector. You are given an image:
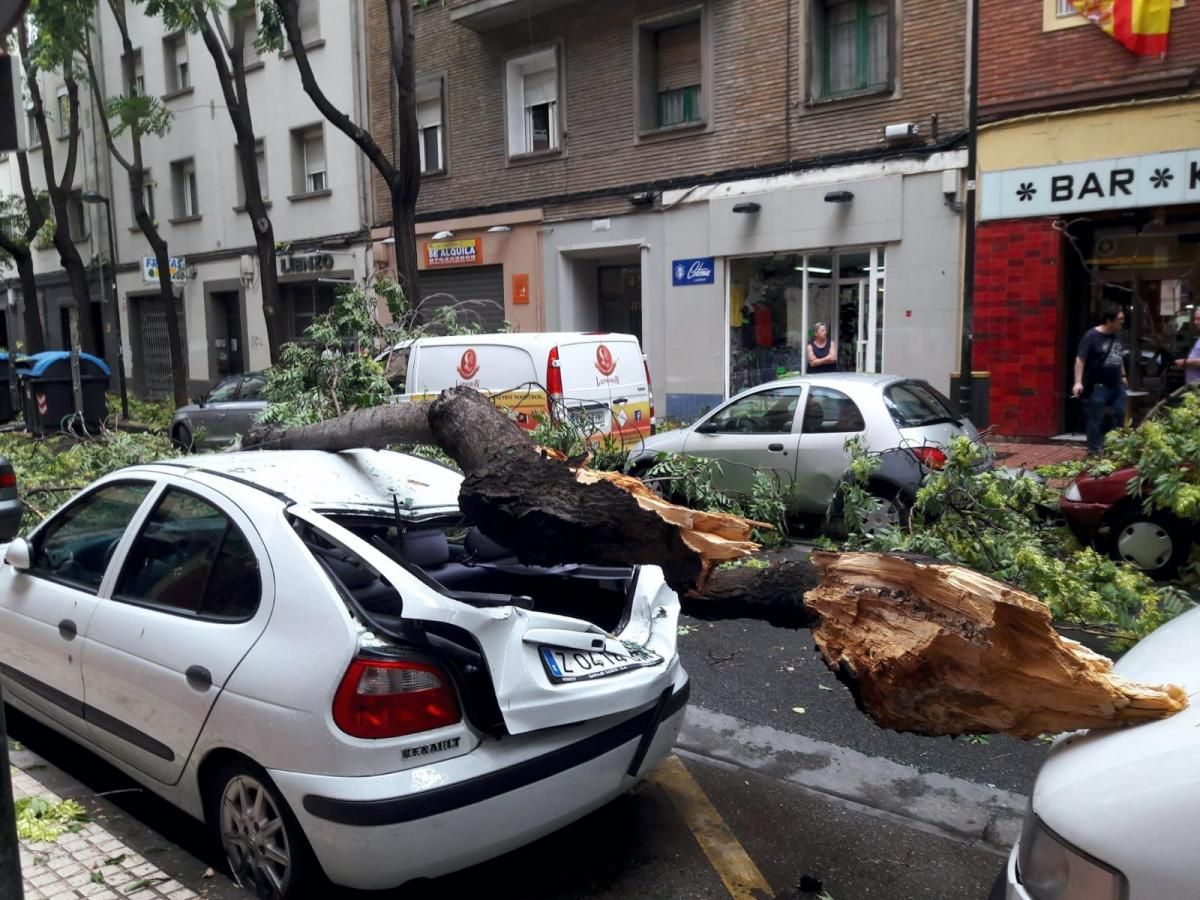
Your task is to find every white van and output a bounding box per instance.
[381,332,654,445]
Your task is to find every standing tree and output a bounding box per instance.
[20,0,100,356]
[143,0,286,362]
[0,153,49,353]
[83,0,188,407]
[262,0,420,304]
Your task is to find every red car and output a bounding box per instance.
[1061,467,1194,579]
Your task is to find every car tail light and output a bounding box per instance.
[546,346,563,420]
[642,354,656,435]
[913,447,947,470]
[0,470,15,489]
[333,657,460,739]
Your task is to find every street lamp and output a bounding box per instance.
[81,190,129,420]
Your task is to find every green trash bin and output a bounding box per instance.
[18,351,111,435]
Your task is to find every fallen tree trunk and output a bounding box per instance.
[805,552,1187,738]
[242,386,1188,737]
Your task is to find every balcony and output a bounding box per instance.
[449,0,585,32]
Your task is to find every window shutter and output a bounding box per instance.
[416,97,441,130]
[522,68,557,107]
[305,131,325,173]
[655,21,701,93]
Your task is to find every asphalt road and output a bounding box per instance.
[676,613,1050,796]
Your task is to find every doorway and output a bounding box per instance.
[57,302,105,358]
[597,265,642,341]
[209,290,245,377]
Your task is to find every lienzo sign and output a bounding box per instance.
[425,238,483,268]
[672,257,715,286]
[278,252,337,275]
[142,255,187,284]
[981,149,1200,221]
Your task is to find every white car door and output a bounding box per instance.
[79,478,274,784]
[681,386,804,499]
[791,385,868,514]
[0,481,154,737]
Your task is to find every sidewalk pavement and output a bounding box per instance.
[989,440,1086,470]
[9,738,241,900]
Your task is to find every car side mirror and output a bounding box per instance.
[5,537,31,570]
[694,421,718,435]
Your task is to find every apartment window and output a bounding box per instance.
[129,169,155,224]
[232,5,259,66]
[416,76,445,174]
[505,48,559,157]
[235,138,269,206]
[655,20,704,129]
[164,33,190,93]
[171,158,199,219]
[124,49,145,96]
[56,88,70,139]
[25,111,39,148]
[811,0,892,100]
[298,0,321,43]
[291,126,327,195]
[66,191,88,242]
[1056,0,1076,15]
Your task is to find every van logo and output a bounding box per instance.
[595,345,616,377]
[457,349,479,380]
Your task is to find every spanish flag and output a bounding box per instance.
[1069,0,1171,56]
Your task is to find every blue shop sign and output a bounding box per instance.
[672,257,715,286]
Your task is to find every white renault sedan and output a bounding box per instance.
[0,450,688,897]
[994,606,1200,899]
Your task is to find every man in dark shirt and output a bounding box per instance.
[1072,305,1128,456]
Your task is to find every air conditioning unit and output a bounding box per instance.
[883,122,918,142]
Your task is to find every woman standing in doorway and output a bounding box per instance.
[807,323,838,372]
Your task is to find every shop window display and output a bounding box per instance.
[728,248,884,395]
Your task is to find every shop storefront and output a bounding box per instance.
[977,98,1200,437]
[728,248,886,395]
[375,209,545,335]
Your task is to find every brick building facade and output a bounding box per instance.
[975,2,1200,439]
[366,0,973,418]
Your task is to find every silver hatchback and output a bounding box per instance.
[628,374,983,521]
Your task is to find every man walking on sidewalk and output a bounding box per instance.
[1072,305,1128,456]
[1173,307,1200,386]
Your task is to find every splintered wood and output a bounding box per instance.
[574,467,761,573]
[805,551,1188,738]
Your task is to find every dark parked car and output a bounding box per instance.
[1060,385,1199,579]
[170,372,268,451]
[0,456,21,540]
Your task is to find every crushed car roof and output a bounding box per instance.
[148,449,463,512]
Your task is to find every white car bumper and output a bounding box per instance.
[1002,841,1032,900]
[270,675,689,890]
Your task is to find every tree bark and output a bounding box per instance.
[277,0,420,304]
[19,36,98,356]
[244,401,435,451]
[193,6,286,363]
[88,6,188,408]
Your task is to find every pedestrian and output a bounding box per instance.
[806,323,838,372]
[1072,304,1128,456]
[1172,307,1200,385]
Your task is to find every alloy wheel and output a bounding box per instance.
[220,774,292,899]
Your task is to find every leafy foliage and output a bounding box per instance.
[259,277,494,429]
[14,795,89,842]
[1101,389,1200,522]
[529,410,628,473]
[826,437,1192,645]
[643,453,789,547]
[0,430,180,532]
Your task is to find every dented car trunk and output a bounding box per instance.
[286,504,682,737]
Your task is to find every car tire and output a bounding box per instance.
[1108,506,1191,580]
[171,424,193,453]
[205,759,324,900]
[630,460,676,503]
